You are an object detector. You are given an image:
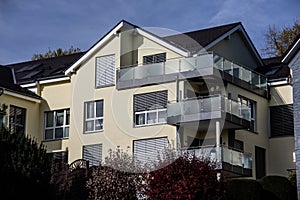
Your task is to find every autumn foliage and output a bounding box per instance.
[142,153,227,200]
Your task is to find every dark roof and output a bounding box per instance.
[164,22,241,53]
[5,52,85,85]
[0,66,41,99]
[255,56,291,80]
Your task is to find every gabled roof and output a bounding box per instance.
[164,22,240,51]
[0,66,41,101]
[5,52,85,85]
[65,20,189,75]
[164,22,263,66]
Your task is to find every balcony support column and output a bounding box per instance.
[216,120,221,148]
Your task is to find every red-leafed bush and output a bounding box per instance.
[143,153,227,200]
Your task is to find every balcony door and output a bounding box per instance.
[255,146,266,179]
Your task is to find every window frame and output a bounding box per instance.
[143,52,166,64]
[84,100,104,133]
[135,108,167,127]
[238,95,257,132]
[44,109,70,140]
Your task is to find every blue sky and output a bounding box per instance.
[0,0,299,65]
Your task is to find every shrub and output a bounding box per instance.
[143,153,227,200]
[260,175,297,200]
[226,179,264,200]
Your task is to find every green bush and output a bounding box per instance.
[226,179,264,200]
[260,175,297,200]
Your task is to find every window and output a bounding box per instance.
[270,104,294,137]
[143,53,166,64]
[96,54,115,88]
[84,100,103,133]
[133,137,168,165]
[238,96,256,131]
[9,105,26,134]
[83,144,102,166]
[44,109,70,140]
[134,91,167,126]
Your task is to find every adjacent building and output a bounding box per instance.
[0,20,296,179]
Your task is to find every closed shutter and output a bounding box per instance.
[133,137,168,165]
[96,54,115,88]
[270,104,294,137]
[134,90,168,112]
[9,105,26,134]
[83,144,102,166]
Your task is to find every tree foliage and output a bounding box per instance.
[0,128,53,199]
[262,20,300,57]
[31,46,81,60]
[143,152,227,200]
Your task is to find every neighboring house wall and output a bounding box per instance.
[288,50,300,198]
[0,93,40,138]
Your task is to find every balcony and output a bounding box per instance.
[186,145,252,177]
[167,95,251,129]
[117,52,267,97]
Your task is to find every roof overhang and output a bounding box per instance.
[2,89,41,103]
[135,28,189,57]
[65,20,190,76]
[201,24,264,66]
[282,37,300,65]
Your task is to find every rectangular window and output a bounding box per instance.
[84,100,103,133]
[83,144,102,166]
[44,109,70,140]
[9,105,26,134]
[143,53,166,64]
[133,137,168,165]
[270,104,294,137]
[238,96,256,132]
[96,54,115,88]
[134,90,167,127]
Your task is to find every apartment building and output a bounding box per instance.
[0,20,295,179]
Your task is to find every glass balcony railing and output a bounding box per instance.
[118,52,267,91]
[186,145,252,170]
[167,95,252,122]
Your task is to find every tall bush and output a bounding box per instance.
[142,152,227,200]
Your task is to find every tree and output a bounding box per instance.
[0,128,53,199]
[142,150,227,200]
[31,46,81,60]
[262,20,300,57]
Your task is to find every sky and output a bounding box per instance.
[0,0,299,65]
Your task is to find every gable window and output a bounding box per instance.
[84,100,103,133]
[143,53,166,64]
[83,144,102,166]
[44,109,70,140]
[238,96,256,132]
[134,90,167,127]
[96,54,115,88]
[9,105,26,134]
